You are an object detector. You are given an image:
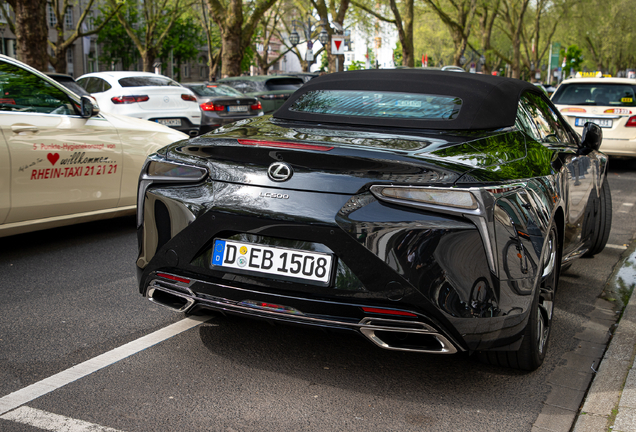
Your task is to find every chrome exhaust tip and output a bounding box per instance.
[147,286,195,312]
[359,317,457,354]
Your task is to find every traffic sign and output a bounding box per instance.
[331,36,345,55]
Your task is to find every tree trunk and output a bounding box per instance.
[221,28,243,77]
[142,50,155,72]
[8,0,48,71]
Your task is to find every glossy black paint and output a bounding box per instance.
[136,111,608,356]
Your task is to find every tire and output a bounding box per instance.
[477,222,559,371]
[584,179,612,256]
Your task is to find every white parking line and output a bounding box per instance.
[0,316,209,416]
[0,406,124,431]
[622,203,634,206]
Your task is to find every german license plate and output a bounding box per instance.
[211,239,333,285]
[157,118,181,126]
[228,105,248,112]
[575,117,612,128]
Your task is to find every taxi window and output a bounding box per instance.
[289,90,462,120]
[0,63,75,115]
[519,92,574,144]
[552,83,636,107]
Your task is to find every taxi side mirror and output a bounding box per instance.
[80,95,100,118]
[579,122,602,154]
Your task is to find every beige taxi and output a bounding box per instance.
[0,55,187,237]
[551,75,636,156]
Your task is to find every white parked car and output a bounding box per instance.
[0,55,188,237]
[76,71,201,137]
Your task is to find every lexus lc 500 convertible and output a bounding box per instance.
[135,69,611,371]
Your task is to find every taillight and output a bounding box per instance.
[360,307,418,317]
[560,107,586,113]
[111,95,149,104]
[200,102,225,111]
[156,273,191,284]
[626,116,636,127]
[605,108,632,114]
[251,102,262,111]
[237,138,333,151]
[181,94,197,102]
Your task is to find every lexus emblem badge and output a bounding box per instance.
[268,162,293,182]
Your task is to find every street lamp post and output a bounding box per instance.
[288,14,329,66]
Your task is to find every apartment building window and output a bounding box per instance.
[199,66,208,78]
[65,6,73,29]
[47,3,56,27]
[183,64,190,78]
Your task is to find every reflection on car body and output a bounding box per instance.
[137,69,611,371]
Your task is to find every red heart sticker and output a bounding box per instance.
[47,153,60,165]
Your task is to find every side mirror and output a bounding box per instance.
[579,122,602,154]
[80,95,100,118]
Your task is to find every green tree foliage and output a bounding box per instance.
[559,0,636,75]
[159,17,206,81]
[347,59,364,69]
[106,0,188,72]
[413,7,454,67]
[560,44,583,76]
[95,2,140,70]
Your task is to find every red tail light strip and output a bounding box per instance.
[237,139,334,151]
[156,273,191,284]
[361,307,418,317]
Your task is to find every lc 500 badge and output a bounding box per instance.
[260,192,289,199]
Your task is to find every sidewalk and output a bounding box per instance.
[572,246,636,432]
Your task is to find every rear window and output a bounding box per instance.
[289,90,462,120]
[222,80,263,93]
[265,78,304,91]
[118,76,180,87]
[188,84,243,97]
[552,83,636,107]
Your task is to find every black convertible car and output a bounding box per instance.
[136,70,611,371]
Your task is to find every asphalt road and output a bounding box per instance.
[1,159,635,432]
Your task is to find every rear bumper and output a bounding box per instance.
[144,271,459,354]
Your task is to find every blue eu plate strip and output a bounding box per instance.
[212,240,226,266]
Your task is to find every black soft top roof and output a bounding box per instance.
[274,69,542,130]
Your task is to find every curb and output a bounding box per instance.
[572,244,636,432]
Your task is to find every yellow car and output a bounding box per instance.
[551,76,636,156]
[0,55,187,237]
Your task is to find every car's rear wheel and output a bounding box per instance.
[584,179,612,256]
[478,222,559,371]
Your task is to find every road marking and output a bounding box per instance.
[606,244,629,250]
[622,203,634,206]
[0,316,209,416]
[0,406,124,431]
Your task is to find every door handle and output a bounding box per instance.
[12,125,39,134]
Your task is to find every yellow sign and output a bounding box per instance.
[239,246,248,255]
[621,98,633,103]
[575,71,612,78]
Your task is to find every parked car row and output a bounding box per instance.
[47,72,305,137]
